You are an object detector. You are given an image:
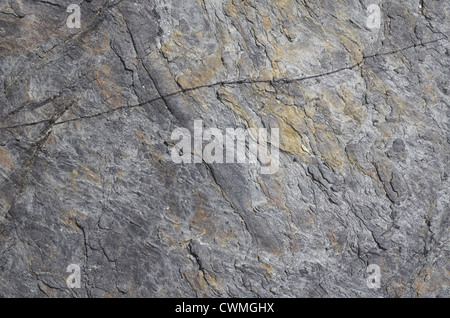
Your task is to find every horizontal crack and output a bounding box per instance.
[1,36,447,130]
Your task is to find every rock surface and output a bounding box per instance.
[0,0,449,297]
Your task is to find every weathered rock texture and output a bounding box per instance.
[0,0,449,297]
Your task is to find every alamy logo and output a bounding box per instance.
[170,121,279,175]
[66,264,81,289]
[366,264,381,289]
[366,4,381,29]
[66,4,81,29]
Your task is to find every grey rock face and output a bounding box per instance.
[0,0,448,297]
